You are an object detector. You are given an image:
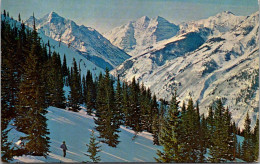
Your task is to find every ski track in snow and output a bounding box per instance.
[134,142,157,151]
[120,126,154,141]
[48,153,77,163]
[101,151,130,162]
[13,155,45,163]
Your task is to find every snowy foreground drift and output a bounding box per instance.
[12,107,162,162]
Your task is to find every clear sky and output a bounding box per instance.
[2,0,259,33]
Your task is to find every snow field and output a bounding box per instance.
[12,107,162,162]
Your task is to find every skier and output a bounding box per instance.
[60,141,68,157]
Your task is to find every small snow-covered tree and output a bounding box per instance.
[84,130,101,163]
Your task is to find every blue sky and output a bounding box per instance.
[2,0,259,33]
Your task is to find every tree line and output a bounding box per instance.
[155,91,259,162]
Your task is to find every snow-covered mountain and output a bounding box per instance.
[3,14,104,78]
[25,12,130,70]
[179,11,246,36]
[111,11,259,128]
[104,16,179,56]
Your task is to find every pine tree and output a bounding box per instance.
[68,58,81,112]
[115,75,123,125]
[46,52,65,108]
[209,99,230,162]
[152,113,160,145]
[85,70,95,114]
[253,118,259,161]
[95,69,120,147]
[198,114,207,162]
[84,130,101,163]
[206,106,214,147]
[155,90,183,162]
[151,94,160,145]
[62,54,68,78]
[180,98,201,162]
[237,142,241,159]
[122,82,130,126]
[15,27,50,157]
[3,9,6,17]
[224,108,236,161]
[129,77,142,133]
[18,13,21,22]
[241,112,254,162]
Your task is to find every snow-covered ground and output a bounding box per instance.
[11,107,162,162]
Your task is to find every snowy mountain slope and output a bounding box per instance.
[25,12,130,70]
[2,14,104,78]
[39,32,104,78]
[179,11,246,37]
[104,16,179,56]
[111,11,259,128]
[11,107,162,162]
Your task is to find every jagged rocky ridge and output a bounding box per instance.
[104,16,179,56]
[26,12,130,70]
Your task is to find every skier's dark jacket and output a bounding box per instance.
[60,144,68,150]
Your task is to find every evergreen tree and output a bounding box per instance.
[95,69,120,147]
[181,101,186,113]
[155,90,183,162]
[237,142,242,159]
[199,114,207,162]
[241,112,254,162]
[151,94,160,145]
[84,130,101,163]
[46,52,65,108]
[85,70,95,114]
[129,77,142,133]
[3,9,6,17]
[209,99,229,162]
[152,113,160,145]
[62,54,68,77]
[15,27,50,157]
[206,106,214,147]
[115,75,123,125]
[253,118,259,161]
[180,98,201,162]
[18,13,21,22]
[68,58,81,112]
[224,108,236,161]
[122,82,130,126]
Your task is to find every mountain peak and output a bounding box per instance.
[154,16,171,24]
[47,11,64,23]
[217,11,235,17]
[49,11,60,17]
[155,16,166,20]
[137,16,150,23]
